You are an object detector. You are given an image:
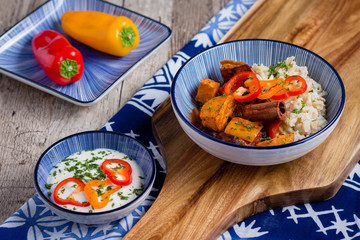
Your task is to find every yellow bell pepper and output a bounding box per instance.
[256,134,294,146]
[224,117,263,143]
[61,11,140,57]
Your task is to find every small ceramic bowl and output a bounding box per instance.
[34,130,156,224]
[170,39,345,166]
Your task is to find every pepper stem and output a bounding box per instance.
[120,27,136,47]
[60,59,79,79]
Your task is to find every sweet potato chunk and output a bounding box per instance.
[220,60,252,82]
[224,117,263,143]
[256,134,294,147]
[195,78,220,104]
[200,95,235,132]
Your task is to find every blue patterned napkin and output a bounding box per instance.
[1,0,360,239]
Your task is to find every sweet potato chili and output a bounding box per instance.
[191,60,308,147]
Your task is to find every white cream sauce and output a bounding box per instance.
[46,148,145,213]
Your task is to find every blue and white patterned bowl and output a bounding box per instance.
[0,0,171,106]
[170,39,345,166]
[34,131,156,224]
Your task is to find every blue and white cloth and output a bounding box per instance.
[1,0,360,239]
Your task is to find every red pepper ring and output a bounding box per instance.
[100,159,132,186]
[223,71,261,102]
[53,177,90,207]
[32,29,84,85]
[271,75,307,100]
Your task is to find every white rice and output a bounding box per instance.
[252,56,328,141]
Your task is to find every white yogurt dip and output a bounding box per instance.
[45,148,144,213]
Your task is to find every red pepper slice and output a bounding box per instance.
[84,179,121,209]
[271,75,307,100]
[31,29,84,85]
[223,71,261,102]
[53,177,90,207]
[267,120,282,139]
[100,159,132,186]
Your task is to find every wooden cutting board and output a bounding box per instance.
[124,0,360,239]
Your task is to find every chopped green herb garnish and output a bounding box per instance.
[133,185,144,196]
[245,123,254,131]
[260,137,271,141]
[111,164,125,171]
[96,188,104,196]
[291,100,305,114]
[267,60,289,78]
[117,192,129,200]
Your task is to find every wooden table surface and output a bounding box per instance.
[0,0,229,223]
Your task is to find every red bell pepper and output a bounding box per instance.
[100,159,132,186]
[223,71,261,102]
[271,75,307,100]
[53,177,90,207]
[267,120,282,139]
[32,29,84,85]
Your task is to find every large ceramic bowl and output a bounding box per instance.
[34,131,156,224]
[170,39,345,166]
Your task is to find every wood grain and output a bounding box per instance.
[0,0,227,223]
[124,0,360,239]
